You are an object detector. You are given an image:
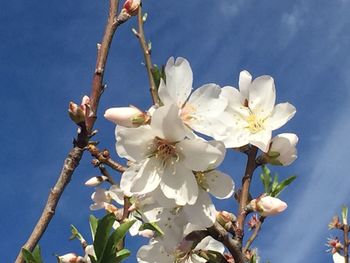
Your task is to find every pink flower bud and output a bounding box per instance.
[251,196,287,216]
[58,253,84,263]
[104,106,144,127]
[68,95,90,124]
[84,176,108,187]
[123,0,141,16]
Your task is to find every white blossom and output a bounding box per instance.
[267,133,298,166]
[117,103,223,205]
[219,70,296,152]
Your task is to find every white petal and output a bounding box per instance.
[109,185,124,205]
[160,163,198,205]
[221,86,245,112]
[163,57,193,107]
[129,158,162,195]
[187,83,227,117]
[116,125,155,162]
[158,78,175,106]
[207,140,226,168]
[194,236,225,254]
[219,125,250,148]
[270,133,298,165]
[266,102,296,130]
[151,104,186,142]
[120,163,141,196]
[177,139,223,171]
[238,70,252,101]
[249,75,276,116]
[183,189,216,228]
[249,130,272,153]
[137,242,174,263]
[205,170,234,199]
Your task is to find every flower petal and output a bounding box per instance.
[129,158,162,195]
[151,104,186,142]
[160,163,198,205]
[194,236,225,254]
[266,102,296,130]
[116,125,155,162]
[248,75,276,116]
[177,138,223,171]
[238,70,252,101]
[249,130,272,152]
[183,189,216,227]
[161,57,193,107]
[137,242,174,263]
[205,170,234,199]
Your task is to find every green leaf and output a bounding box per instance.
[99,220,136,263]
[273,175,297,197]
[94,213,116,260]
[260,165,272,193]
[70,225,85,243]
[116,249,131,262]
[270,174,279,195]
[89,215,99,241]
[139,222,164,236]
[342,206,348,225]
[32,246,43,263]
[22,248,36,263]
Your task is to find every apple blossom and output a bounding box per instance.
[250,195,287,216]
[266,133,298,166]
[158,57,230,138]
[116,103,224,205]
[219,70,296,152]
[104,106,145,127]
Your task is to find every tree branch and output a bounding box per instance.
[236,146,258,247]
[16,1,123,262]
[134,6,161,106]
[88,144,126,173]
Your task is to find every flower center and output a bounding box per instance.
[246,113,265,133]
[153,137,179,165]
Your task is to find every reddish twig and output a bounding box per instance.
[88,144,126,173]
[236,146,258,247]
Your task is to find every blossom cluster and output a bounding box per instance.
[74,57,298,263]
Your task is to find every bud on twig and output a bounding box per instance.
[68,96,90,125]
[104,106,146,127]
[57,253,84,263]
[123,0,141,16]
[249,195,287,216]
[84,176,108,187]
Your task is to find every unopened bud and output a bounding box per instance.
[104,106,145,127]
[68,95,90,125]
[123,0,141,16]
[265,133,298,166]
[57,253,84,263]
[250,195,287,216]
[216,211,236,231]
[85,176,108,187]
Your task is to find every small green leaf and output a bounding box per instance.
[260,165,272,193]
[94,213,116,260]
[22,248,36,263]
[89,215,99,241]
[99,220,136,263]
[70,225,85,243]
[273,175,297,197]
[139,222,164,236]
[342,206,348,225]
[32,246,43,263]
[116,249,131,262]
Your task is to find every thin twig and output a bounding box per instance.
[88,144,127,173]
[236,146,258,247]
[99,165,117,185]
[344,224,349,263]
[134,6,160,106]
[208,222,245,263]
[15,1,122,262]
[243,216,265,252]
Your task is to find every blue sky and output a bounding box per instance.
[2,0,350,262]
